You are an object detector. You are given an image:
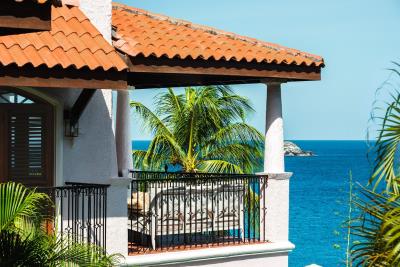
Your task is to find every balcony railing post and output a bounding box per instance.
[257,172,292,243]
[106,177,131,257]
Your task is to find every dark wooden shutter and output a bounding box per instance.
[7,107,52,187]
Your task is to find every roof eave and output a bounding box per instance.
[0,65,128,90]
[124,54,321,89]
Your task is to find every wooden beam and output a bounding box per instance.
[0,65,128,90]
[0,16,51,31]
[0,1,51,31]
[127,55,322,84]
[128,72,285,89]
[67,89,96,127]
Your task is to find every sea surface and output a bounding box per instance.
[132,140,372,267]
[287,141,372,267]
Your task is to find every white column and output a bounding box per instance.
[264,83,285,173]
[115,90,133,177]
[108,90,132,257]
[258,83,293,255]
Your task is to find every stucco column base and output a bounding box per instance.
[106,177,131,257]
[257,172,292,243]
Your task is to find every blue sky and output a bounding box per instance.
[120,0,400,140]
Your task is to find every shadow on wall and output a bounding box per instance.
[38,88,118,184]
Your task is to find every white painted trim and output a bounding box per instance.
[256,172,293,180]
[16,87,64,186]
[109,177,131,187]
[122,242,295,266]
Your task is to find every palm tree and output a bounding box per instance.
[0,182,121,266]
[131,86,264,173]
[349,64,400,266]
[351,187,400,266]
[370,63,400,194]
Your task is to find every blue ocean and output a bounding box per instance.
[132,140,372,267]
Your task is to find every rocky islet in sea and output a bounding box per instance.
[284,141,314,156]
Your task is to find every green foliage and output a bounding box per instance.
[0,182,49,236]
[370,63,400,194]
[131,86,264,173]
[350,187,400,266]
[0,182,121,266]
[346,64,400,266]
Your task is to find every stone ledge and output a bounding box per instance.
[109,177,132,187]
[122,241,295,266]
[256,172,293,180]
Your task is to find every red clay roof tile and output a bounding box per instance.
[112,3,324,68]
[14,0,63,7]
[0,5,127,72]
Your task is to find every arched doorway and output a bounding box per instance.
[0,87,54,187]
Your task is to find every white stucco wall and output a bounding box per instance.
[64,0,128,255]
[37,88,118,184]
[123,242,294,267]
[262,173,292,243]
[79,0,112,43]
[34,5,124,243]
[45,0,118,184]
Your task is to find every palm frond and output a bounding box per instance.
[130,100,173,137]
[0,182,49,233]
[201,143,262,173]
[351,186,400,266]
[45,234,122,267]
[155,88,184,128]
[204,122,264,149]
[198,159,244,174]
[131,86,263,174]
[0,182,122,266]
[370,92,400,194]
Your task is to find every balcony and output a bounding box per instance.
[127,171,268,255]
[37,182,109,250]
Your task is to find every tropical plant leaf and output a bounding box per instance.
[131,86,264,173]
[0,182,122,266]
[0,182,49,234]
[370,78,400,194]
[351,186,400,266]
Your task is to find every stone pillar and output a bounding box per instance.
[259,172,292,243]
[115,90,133,177]
[108,90,133,257]
[264,83,284,173]
[259,83,292,248]
[106,177,131,257]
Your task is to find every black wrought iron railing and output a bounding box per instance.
[128,171,268,254]
[38,182,109,250]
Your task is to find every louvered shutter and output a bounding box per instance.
[7,110,50,186]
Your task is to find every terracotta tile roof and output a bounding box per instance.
[0,5,127,72]
[112,3,324,68]
[14,0,48,3]
[14,0,61,5]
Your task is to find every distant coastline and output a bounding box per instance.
[284,141,314,156]
[132,139,315,157]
